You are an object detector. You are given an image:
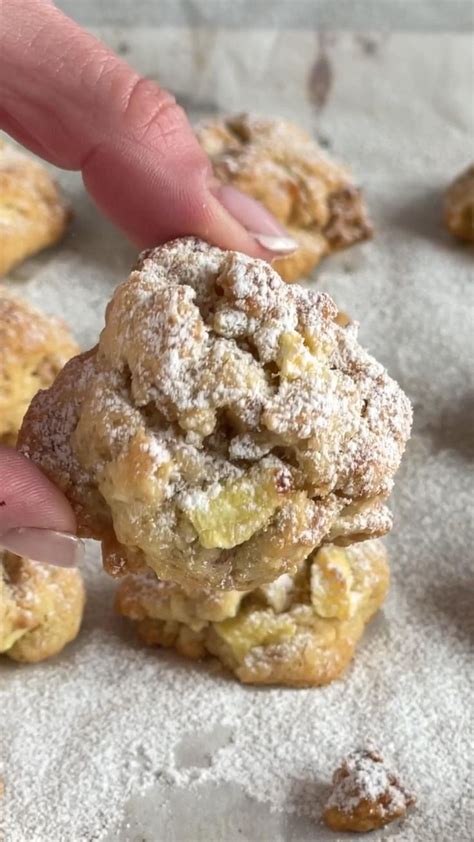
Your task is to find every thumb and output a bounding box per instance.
[0,447,84,567]
[0,0,296,257]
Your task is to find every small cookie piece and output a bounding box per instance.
[323,747,416,832]
[0,551,85,663]
[444,164,474,243]
[19,239,411,592]
[116,540,389,687]
[0,139,70,276]
[196,114,372,282]
[0,287,79,445]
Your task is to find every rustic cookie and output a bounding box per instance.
[19,239,411,591]
[0,139,70,276]
[197,113,372,281]
[0,287,78,445]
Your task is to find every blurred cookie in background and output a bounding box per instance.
[197,113,372,282]
[0,287,78,445]
[0,138,70,277]
[0,551,85,663]
[444,164,474,243]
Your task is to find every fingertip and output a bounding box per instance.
[0,446,76,535]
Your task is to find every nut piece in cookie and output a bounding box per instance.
[323,747,415,832]
[19,238,411,592]
[0,551,85,663]
[0,140,70,276]
[196,114,372,282]
[0,287,78,445]
[116,540,389,687]
[444,164,474,243]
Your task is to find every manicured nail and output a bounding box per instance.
[214,184,298,255]
[250,233,299,254]
[0,527,85,568]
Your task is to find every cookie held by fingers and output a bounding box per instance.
[197,114,372,282]
[0,140,70,276]
[116,540,389,687]
[0,550,85,663]
[0,287,78,445]
[19,238,411,591]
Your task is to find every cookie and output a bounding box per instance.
[19,239,411,591]
[0,287,78,445]
[116,540,389,687]
[0,139,70,276]
[444,164,474,243]
[197,113,372,281]
[0,551,85,663]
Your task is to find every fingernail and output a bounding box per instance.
[0,527,85,568]
[213,184,298,255]
[250,233,299,254]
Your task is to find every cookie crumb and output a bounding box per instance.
[323,747,416,832]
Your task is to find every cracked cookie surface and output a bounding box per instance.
[19,238,411,591]
[197,113,372,281]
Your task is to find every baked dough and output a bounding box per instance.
[323,746,415,832]
[18,238,411,591]
[196,113,372,282]
[444,164,474,243]
[0,287,78,445]
[0,139,70,276]
[116,540,389,687]
[0,551,85,663]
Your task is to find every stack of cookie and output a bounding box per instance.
[19,237,412,686]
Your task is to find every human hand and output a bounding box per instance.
[0,0,297,255]
[0,1,297,565]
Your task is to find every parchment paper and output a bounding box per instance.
[0,25,473,842]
